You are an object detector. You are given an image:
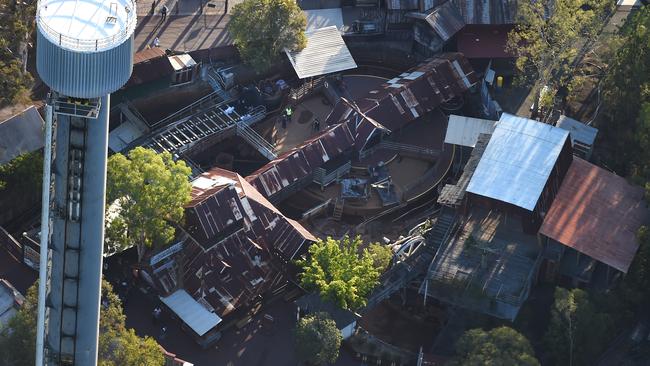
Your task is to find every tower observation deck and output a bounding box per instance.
[34,0,135,364]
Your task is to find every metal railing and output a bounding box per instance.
[36,0,137,52]
[150,91,222,129]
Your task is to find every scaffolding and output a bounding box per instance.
[421,208,541,320]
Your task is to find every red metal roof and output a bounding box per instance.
[540,158,650,273]
[457,25,514,59]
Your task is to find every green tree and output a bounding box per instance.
[544,287,613,366]
[506,0,613,112]
[0,0,35,105]
[0,151,42,193]
[618,226,650,307]
[599,7,650,180]
[0,280,163,366]
[449,326,539,366]
[229,0,307,72]
[297,236,381,310]
[367,243,392,273]
[294,312,342,366]
[106,147,192,260]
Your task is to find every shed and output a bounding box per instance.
[285,26,357,79]
[420,1,465,41]
[444,114,497,147]
[160,289,222,336]
[539,158,650,273]
[0,279,24,328]
[295,293,359,339]
[555,115,598,159]
[466,113,570,211]
[0,106,44,165]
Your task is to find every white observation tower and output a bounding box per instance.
[34,0,135,364]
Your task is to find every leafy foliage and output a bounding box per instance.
[0,280,163,366]
[0,151,42,194]
[506,0,613,110]
[598,7,650,193]
[449,326,539,366]
[297,236,381,310]
[106,147,192,260]
[229,0,307,72]
[0,0,35,105]
[543,287,613,366]
[294,312,342,365]
[367,243,393,273]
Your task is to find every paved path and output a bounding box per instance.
[133,0,245,52]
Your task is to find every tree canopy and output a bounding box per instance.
[297,236,382,310]
[229,0,307,72]
[106,147,192,260]
[367,243,393,273]
[506,0,613,112]
[0,151,42,194]
[543,287,614,366]
[294,312,342,366]
[0,0,34,105]
[0,280,163,366]
[449,326,539,366]
[598,6,650,194]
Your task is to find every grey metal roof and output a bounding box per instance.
[295,293,358,329]
[555,115,598,147]
[452,0,518,24]
[160,289,222,336]
[285,26,357,79]
[424,1,466,41]
[444,114,497,147]
[466,113,569,211]
[0,106,44,165]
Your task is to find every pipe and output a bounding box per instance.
[36,103,53,366]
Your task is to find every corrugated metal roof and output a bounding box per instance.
[328,53,478,151]
[555,115,598,147]
[160,289,222,336]
[540,158,649,273]
[133,47,166,64]
[285,26,357,79]
[247,123,355,196]
[457,24,513,58]
[303,8,344,32]
[466,113,569,211]
[444,114,497,147]
[425,1,465,41]
[452,0,518,24]
[168,54,197,71]
[0,106,44,165]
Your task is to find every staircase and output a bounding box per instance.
[332,198,344,220]
[119,101,150,130]
[235,119,277,160]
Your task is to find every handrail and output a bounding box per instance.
[36,0,137,52]
[151,91,221,129]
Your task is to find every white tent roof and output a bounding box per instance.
[160,289,222,336]
[168,54,197,71]
[303,8,344,32]
[445,115,497,147]
[466,113,569,211]
[285,26,357,79]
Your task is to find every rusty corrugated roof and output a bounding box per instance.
[333,53,478,151]
[425,1,466,41]
[246,123,355,197]
[540,158,650,273]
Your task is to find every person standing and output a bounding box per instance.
[161,4,168,21]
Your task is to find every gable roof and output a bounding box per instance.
[466,113,570,211]
[539,158,649,273]
[325,53,478,152]
[0,106,44,165]
[285,26,357,79]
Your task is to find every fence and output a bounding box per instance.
[0,226,39,271]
